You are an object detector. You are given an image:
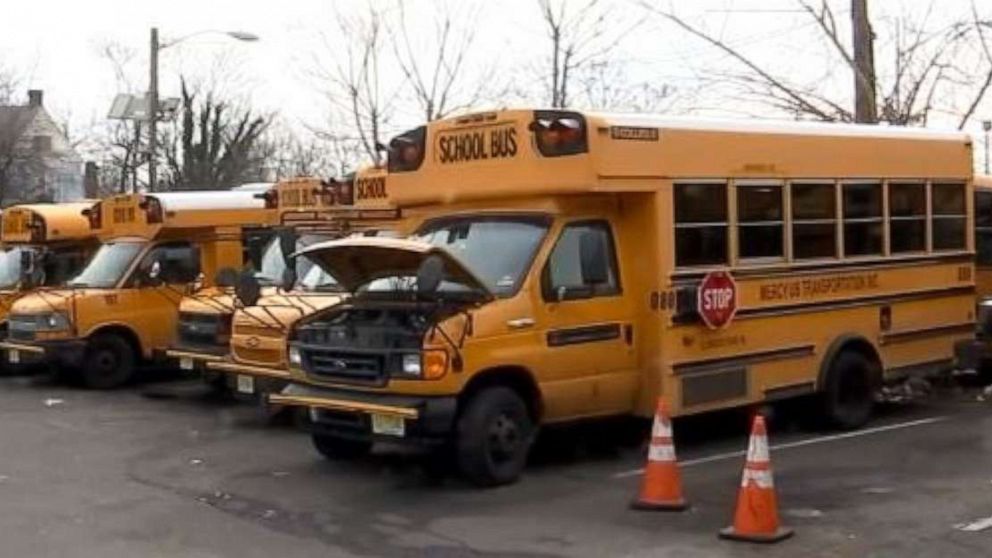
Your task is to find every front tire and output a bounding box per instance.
[820,351,876,430]
[81,333,136,389]
[311,433,372,460]
[456,387,535,487]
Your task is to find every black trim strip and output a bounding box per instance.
[547,323,621,347]
[672,344,815,377]
[734,286,975,321]
[880,322,975,345]
[885,358,954,380]
[673,252,972,283]
[764,382,816,401]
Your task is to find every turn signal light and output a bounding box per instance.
[139,196,164,224]
[422,349,449,380]
[387,126,427,173]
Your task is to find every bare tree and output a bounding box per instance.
[644,0,992,127]
[312,4,395,165]
[160,79,270,190]
[537,0,635,108]
[389,0,493,121]
[95,42,145,193]
[0,69,27,205]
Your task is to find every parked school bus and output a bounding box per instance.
[204,168,404,398]
[0,202,102,337]
[269,109,974,486]
[0,190,273,388]
[957,175,992,373]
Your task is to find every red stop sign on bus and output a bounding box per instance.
[697,271,738,329]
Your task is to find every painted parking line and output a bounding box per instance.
[612,415,948,479]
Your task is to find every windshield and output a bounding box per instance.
[255,236,318,286]
[409,215,550,298]
[68,242,144,288]
[0,247,27,289]
[298,263,340,292]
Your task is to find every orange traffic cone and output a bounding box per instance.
[631,398,688,511]
[719,415,793,543]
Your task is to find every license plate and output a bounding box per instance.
[236,374,255,394]
[179,356,194,370]
[8,349,18,364]
[371,413,405,437]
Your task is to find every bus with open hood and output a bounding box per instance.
[0,188,274,388]
[271,109,974,486]
[0,201,102,339]
[192,168,405,405]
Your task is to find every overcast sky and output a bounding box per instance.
[2,0,991,163]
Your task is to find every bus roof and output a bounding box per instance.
[384,109,973,207]
[148,189,268,212]
[1,201,98,244]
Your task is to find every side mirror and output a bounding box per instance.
[215,267,238,288]
[578,230,610,286]
[281,266,297,292]
[143,259,164,287]
[416,254,445,297]
[278,228,298,267]
[235,268,261,307]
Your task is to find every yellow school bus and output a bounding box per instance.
[270,109,974,486]
[975,175,992,297]
[0,202,102,335]
[0,189,273,388]
[202,168,404,399]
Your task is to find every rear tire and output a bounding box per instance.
[81,333,136,389]
[311,433,371,460]
[820,350,876,430]
[456,387,535,487]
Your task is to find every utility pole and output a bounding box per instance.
[148,27,159,193]
[984,120,991,175]
[851,0,877,124]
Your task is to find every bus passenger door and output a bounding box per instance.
[536,220,638,419]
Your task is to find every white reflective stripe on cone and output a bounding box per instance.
[741,467,774,488]
[648,444,676,462]
[747,434,770,463]
[651,416,672,438]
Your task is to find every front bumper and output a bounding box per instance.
[955,338,992,371]
[205,359,291,396]
[165,347,227,372]
[0,339,86,368]
[269,383,458,445]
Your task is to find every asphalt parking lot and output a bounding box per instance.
[2,370,992,558]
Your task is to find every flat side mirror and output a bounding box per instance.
[278,228,298,267]
[215,267,238,288]
[235,268,261,307]
[416,254,445,296]
[281,267,297,292]
[578,230,609,286]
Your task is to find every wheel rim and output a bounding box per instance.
[94,349,119,378]
[487,412,523,464]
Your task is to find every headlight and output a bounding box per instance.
[288,345,302,366]
[38,312,70,332]
[401,354,422,376]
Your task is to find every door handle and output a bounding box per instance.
[506,318,535,330]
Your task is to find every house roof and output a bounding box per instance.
[0,105,38,144]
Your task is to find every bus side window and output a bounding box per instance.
[843,182,883,256]
[932,182,967,251]
[674,182,727,267]
[542,221,620,301]
[976,191,992,265]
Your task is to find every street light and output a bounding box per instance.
[148,28,259,192]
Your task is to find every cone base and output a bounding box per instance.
[630,498,689,512]
[718,526,794,544]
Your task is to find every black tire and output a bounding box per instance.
[456,386,535,487]
[81,333,136,389]
[311,433,372,460]
[820,350,876,430]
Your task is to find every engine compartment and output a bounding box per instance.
[294,305,430,351]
